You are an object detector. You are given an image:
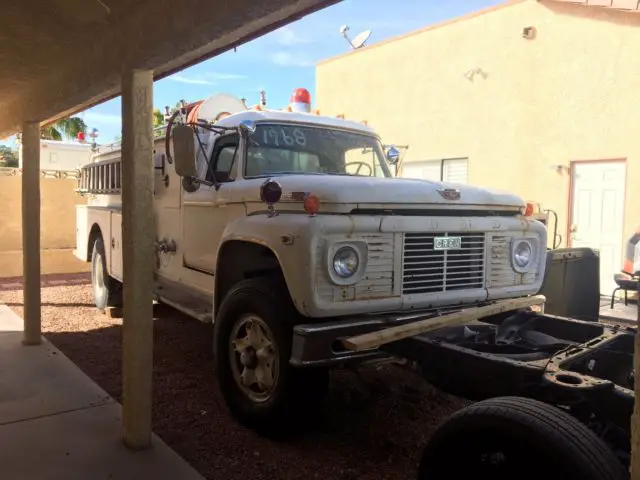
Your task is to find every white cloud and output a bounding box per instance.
[167,72,247,85]
[208,72,247,80]
[82,112,121,126]
[168,75,214,86]
[269,51,314,67]
[273,26,311,46]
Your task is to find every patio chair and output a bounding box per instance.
[610,271,639,309]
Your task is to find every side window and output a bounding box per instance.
[207,139,238,183]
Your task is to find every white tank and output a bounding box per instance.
[193,93,247,123]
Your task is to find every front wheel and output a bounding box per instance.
[418,396,628,480]
[213,277,328,439]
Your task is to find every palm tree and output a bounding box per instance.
[41,116,87,141]
[40,125,63,141]
[153,108,164,128]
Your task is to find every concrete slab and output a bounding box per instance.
[0,331,113,425]
[0,306,111,424]
[0,402,203,480]
[600,298,637,325]
[0,304,22,332]
[0,304,204,480]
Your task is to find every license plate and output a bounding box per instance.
[434,236,462,250]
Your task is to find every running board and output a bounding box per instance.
[154,277,212,323]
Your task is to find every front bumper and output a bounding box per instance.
[290,306,467,367]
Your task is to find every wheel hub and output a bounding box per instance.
[229,314,279,403]
[239,346,258,369]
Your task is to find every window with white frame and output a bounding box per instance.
[401,157,469,184]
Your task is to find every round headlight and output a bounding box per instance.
[333,247,359,278]
[514,241,533,268]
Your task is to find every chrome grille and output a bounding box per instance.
[402,232,486,294]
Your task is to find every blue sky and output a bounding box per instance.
[3,0,501,145]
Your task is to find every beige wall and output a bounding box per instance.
[316,0,640,250]
[0,172,89,277]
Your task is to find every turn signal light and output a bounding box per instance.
[524,202,534,217]
[304,194,320,216]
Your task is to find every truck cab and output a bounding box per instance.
[75,88,548,437]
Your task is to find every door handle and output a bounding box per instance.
[111,238,116,249]
[570,224,578,234]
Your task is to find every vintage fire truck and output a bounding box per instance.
[74,88,549,438]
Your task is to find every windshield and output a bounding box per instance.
[244,123,392,178]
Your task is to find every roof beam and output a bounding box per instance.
[0,0,339,137]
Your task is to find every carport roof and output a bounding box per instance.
[0,0,339,137]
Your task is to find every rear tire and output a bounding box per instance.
[213,277,329,439]
[418,396,627,480]
[91,236,122,312]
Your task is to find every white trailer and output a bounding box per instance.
[74,88,548,438]
[20,139,91,172]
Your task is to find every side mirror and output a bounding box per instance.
[172,124,196,177]
[386,145,400,165]
[238,119,256,136]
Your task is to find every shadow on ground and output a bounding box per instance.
[42,303,467,480]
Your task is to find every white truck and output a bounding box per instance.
[74,89,547,437]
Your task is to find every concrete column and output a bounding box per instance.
[121,69,154,449]
[21,122,41,346]
[633,292,640,479]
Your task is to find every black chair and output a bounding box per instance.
[611,272,639,309]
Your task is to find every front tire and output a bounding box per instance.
[91,236,122,312]
[418,396,627,480]
[213,277,328,439]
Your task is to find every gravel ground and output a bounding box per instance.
[0,285,468,480]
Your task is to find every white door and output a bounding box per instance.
[402,158,468,184]
[570,161,626,294]
[401,160,441,181]
[442,158,468,184]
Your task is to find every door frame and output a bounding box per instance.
[566,157,627,264]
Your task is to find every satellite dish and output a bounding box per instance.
[351,30,371,49]
[339,25,372,50]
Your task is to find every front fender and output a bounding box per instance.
[218,214,320,316]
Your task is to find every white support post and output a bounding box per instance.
[121,68,154,449]
[632,293,640,478]
[21,121,41,346]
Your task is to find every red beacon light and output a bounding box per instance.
[76,131,86,142]
[290,87,312,113]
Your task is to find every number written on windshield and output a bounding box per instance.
[261,126,307,147]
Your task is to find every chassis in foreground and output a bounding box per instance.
[367,306,635,479]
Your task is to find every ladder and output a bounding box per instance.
[77,157,122,194]
[76,126,168,195]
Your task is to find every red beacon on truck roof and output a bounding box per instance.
[290,87,312,113]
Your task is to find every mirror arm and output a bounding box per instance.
[193,126,220,191]
[192,177,215,188]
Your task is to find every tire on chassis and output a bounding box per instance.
[418,396,628,480]
[213,276,329,439]
[91,236,123,312]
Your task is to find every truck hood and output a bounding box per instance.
[242,174,524,210]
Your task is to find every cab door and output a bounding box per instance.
[182,133,243,274]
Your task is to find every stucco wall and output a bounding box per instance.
[316,0,640,250]
[0,173,89,277]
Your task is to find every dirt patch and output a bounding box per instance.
[0,286,468,480]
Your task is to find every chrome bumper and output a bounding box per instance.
[290,307,462,367]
